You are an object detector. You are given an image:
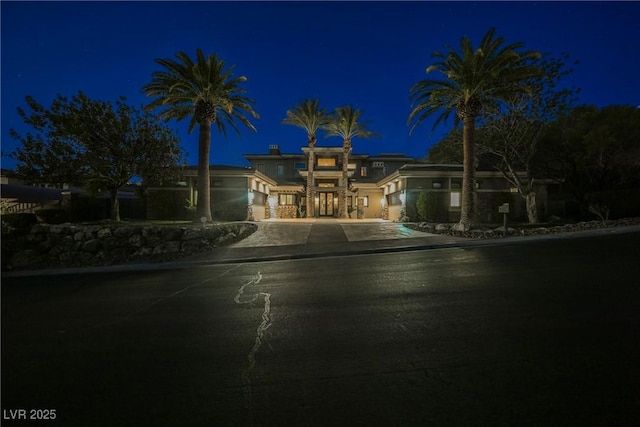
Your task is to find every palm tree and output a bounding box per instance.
[323,106,377,218]
[408,28,540,230]
[282,99,329,218]
[142,49,258,222]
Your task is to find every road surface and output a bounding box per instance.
[2,231,640,426]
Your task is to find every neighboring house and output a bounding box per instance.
[148,144,558,222]
[1,169,63,214]
[0,169,142,220]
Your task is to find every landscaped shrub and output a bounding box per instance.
[589,189,640,219]
[416,191,447,222]
[147,190,180,220]
[212,202,246,221]
[68,195,108,221]
[1,213,38,233]
[35,208,68,224]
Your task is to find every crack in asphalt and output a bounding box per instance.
[234,271,272,425]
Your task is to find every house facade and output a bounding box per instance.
[148,144,555,223]
[243,145,416,219]
[147,165,276,221]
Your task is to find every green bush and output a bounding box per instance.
[1,213,38,233]
[35,208,68,224]
[416,191,446,222]
[212,202,246,221]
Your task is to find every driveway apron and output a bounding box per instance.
[306,223,348,244]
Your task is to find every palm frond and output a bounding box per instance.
[142,48,258,136]
[408,28,542,134]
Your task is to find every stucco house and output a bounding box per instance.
[148,144,557,223]
[146,165,276,221]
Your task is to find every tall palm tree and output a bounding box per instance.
[282,99,329,218]
[323,106,377,218]
[142,49,259,222]
[408,28,540,230]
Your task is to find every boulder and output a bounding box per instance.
[182,227,203,241]
[11,249,41,268]
[114,226,139,238]
[435,223,450,232]
[128,234,144,248]
[153,241,181,254]
[160,227,183,241]
[82,239,102,253]
[97,227,112,239]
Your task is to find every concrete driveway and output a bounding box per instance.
[232,218,433,248]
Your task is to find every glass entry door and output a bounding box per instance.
[319,192,334,216]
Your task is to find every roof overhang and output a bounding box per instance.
[377,165,527,187]
[272,185,304,193]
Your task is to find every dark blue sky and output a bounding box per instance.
[2,1,639,171]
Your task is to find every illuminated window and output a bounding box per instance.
[363,196,369,207]
[279,194,295,205]
[450,192,461,208]
[317,158,336,167]
[360,166,368,177]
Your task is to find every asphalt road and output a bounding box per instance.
[2,231,640,426]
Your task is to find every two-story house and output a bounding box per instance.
[243,145,416,219]
[148,144,557,223]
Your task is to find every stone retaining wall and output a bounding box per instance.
[2,222,257,271]
[405,217,640,239]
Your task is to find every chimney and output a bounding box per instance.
[269,144,281,155]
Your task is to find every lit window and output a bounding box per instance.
[317,158,336,167]
[279,194,294,205]
[363,196,369,207]
[360,166,367,177]
[450,192,461,208]
[277,164,284,176]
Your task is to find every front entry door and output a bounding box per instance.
[319,192,334,216]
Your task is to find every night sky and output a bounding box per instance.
[2,1,639,172]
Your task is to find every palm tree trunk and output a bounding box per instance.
[341,143,350,218]
[197,122,213,222]
[458,116,477,230]
[307,146,315,218]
